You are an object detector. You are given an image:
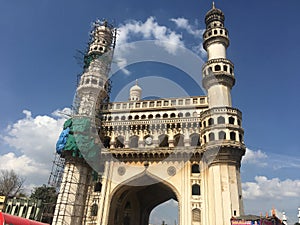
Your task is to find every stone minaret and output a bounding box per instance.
[52,20,116,225]
[201,3,245,225]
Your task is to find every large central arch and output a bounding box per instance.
[107,172,179,225]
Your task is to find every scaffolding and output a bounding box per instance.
[48,153,65,192]
[50,19,116,225]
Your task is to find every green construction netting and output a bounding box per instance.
[58,117,99,160]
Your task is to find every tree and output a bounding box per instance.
[0,169,25,197]
[30,184,57,204]
[30,184,58,223]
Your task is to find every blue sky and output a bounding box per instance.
[0,0,300,224]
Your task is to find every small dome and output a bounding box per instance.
[205,2,225,24]
[130,84,142,92]
[129,80,142,101]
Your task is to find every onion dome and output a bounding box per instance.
[129,80,142,101]
[205,2,225,25]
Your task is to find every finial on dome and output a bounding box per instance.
[135,79,138,85]
[212,1,215,9]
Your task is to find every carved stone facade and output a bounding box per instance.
[53,3,246,225]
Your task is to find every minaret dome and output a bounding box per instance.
[129,80,142,101]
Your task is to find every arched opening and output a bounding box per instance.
[159,134,169,147]
[174,134,184,147]
[91,203,98,216]
[192,208,201,223]
[190,133,200,146]
[208,118,214,126]
[192,184,201,195]
[129,135,139,148]
[108,173,179,225]
[208,133,215,141]
[230,132,236,141]
[229,117,235,124]
[22,205,27,217]
[103,136,111,148]
[217,116,225,124]
[115,136,125,148]
[191,164,200,173]
[215,65,221,71]
[218,131,226,140]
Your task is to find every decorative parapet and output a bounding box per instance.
[100,96,208,112]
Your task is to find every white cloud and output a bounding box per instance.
[114,17,186,75]
[170,17,204,37]
[242,148,268,166]
[0,108,70,188]
[117,17,184,52]
[242,176,300,200]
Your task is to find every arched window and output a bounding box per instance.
[190,133,200,146]
[155,114,161,118]
[223,65,228,72]
[214,30,218,35]
[178,112,183,117]
[125,201,131,209]
[237,119,241,126]
[129,135,139,148]
[22,206,27,217]
[191,164,200,173]
[192,184,201,195]
[91,203,98,216]
[115,136,125,148]
[170,113,176,118]
[134,115,139,120]
[121,116,126,120]
[209,133,215,141]
[163,113,168,118]
[208,118,214,126]
[174,134,184,147]
[159,134,169,147]
[103,136,111,148]
[141,115,146,119]
[148,114,153,119]
[29,206,35,219]
[6,205,11,213]
[229,117,235,124]
[203,121,206,127]
[203,135,207,143]
[215,65,221,71]
[185,112,191,117]
[114,116,119,121]
[230,132,236,141]
[192,208,201,222]
[94,182,102,192]
[14,205,19,215]
[218,131,226,140]
[217,116,225,124]
[128,115,132,120]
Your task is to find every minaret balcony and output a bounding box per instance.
[202,58,234,76]
[203,28,229,50]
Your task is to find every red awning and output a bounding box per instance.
[0,212,50,225]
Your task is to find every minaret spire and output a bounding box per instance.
[212,1,215,9]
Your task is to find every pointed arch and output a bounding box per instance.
[129,135,139,148]
[174,134,184,147]
[108,171,180,225]
[190,133,200,146]
[158,134,169,147]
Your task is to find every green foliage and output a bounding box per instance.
[30,184,57,204]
